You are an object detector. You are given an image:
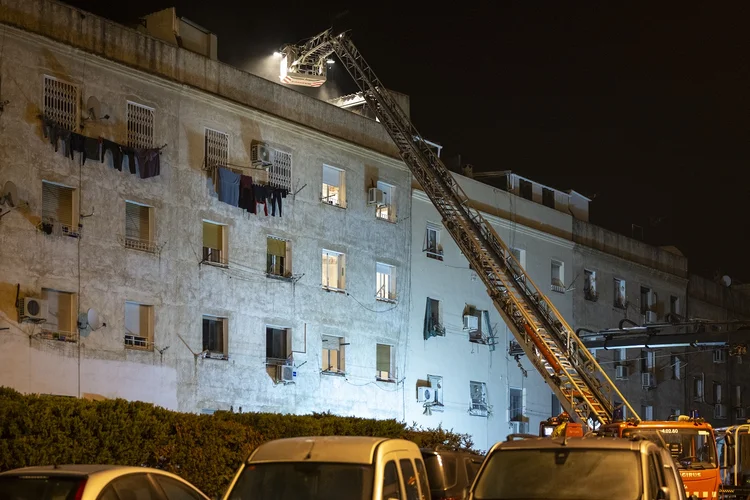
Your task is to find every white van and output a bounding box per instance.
[222,436,431,500]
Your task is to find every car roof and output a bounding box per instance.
[420,448,485,459]
[248,436,406,464]
[0,465,134,477]
[491,436,648,452]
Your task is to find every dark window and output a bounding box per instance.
[415,459,432,498]
[400,459,420,500]
[465,458,483,482]
[519,179,533,200]
[111,473,161,500]
[383,461,401,500]
[423,454,457,490]
[266,327,290,362]
[542,188,555,208]
[202,316,224,354]
[0,475,84,500]
[153,474,205,500]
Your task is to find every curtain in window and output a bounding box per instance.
[423,297,443,339]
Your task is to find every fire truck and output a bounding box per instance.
[277,28,722,500]
[716,422,750,499]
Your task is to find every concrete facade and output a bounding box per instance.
[0,2,412,419]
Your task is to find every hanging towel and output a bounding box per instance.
[239,175,255,212]
[218,167,241,206]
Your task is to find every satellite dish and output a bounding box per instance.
[0,181,18,207]
[77,308,104,337]
[86,96,103,120]
[87,308,103,331]
[722,275,732,287]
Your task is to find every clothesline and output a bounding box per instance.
[213,165,288,218]
[201,158,268,173]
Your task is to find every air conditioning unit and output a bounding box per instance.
[19,297,48,322]
[714,403,727,419]
[510,421,529,434]
[367,187,385,206]
[645,311,658,323]
[463,314,479,331]
[641,372,655,389]
[417,386,433,402]
[277,364,296,383]
[615,365,629,380]
[251,144,272,166]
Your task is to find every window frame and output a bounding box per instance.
[321,334,346,375]
[376,262,397,302]
[124,200,156,253]
[202,220,228,266]
[124,301,154,350]
[265,325,292,365]
[41,180,79,235]
[321,249,346,291]
[40,288,78,342]
[322,164,346,208]
[375,180,395,222]
[376,343,395,382]
[425,223,443,260]
[550,259,564,292]
[43,75,80,131]
[614,278,627,308]
[204,127,229,168]
[266,236,292,278]
[202,315,228,360]
[469,380,489,416]
[126,101,155,149]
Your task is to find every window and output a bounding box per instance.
[737,385,743,407]
[641,350,655,371]
[425,223,442,260]
[376,343,395,381]
[669,295,680,316]
[126,101,155,149]
[551,260,564,292]
[124,201,155,252]
[693,376,704,401]
[713,348,727,364]
[376,262,396,302]
[510,247,525,269]
[424,297,444,339]
[714,382,723,404]
[584,269,597,301]
[43,75,79,131]
[671,355,681,380]
[399,459,420,500]
[202,220,227,265]
[202,315,228,359]
[470,381,489,416]
[110,474,160,499]
[41,288,77,341]
[42,181,77,234]
[266,326,292,365]
[509,387,524,422]
[152,475,205,500]
[376,181,395,221]
[269,148,292,191]
[124,301,154,349]
[322,335,345,374]
[205,128,229,168]
[642,405,654,420]
[614,278,626,308]
[542,187,555,208]
[615,348,626,363]
[640,286,656,315]
[382,461,401,500]
[267,237,291,278]
[322,249,346,290]
[427,374,444,407]
[466,306,492,344]
[322,164,346,207]
[519,179,532,200]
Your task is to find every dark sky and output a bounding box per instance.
[64,1,749,282]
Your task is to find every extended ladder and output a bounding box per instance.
[285,29,638,427]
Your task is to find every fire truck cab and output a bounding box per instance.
[716,422,750,499]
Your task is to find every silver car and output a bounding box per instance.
[0,464,210,500]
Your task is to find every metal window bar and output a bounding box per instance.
[205,129,229,168]
[124,334,152,349]
[40,329,79,343]
[269,149,292,191]
[43,76,79,131]
[127,102,155,149]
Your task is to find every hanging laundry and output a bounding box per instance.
[253,183,268,216]
[70,133,86,163]
[269,188,284,217]
[136,148,161,179]
[217,167,240,207]
[101,138,123,171]
[121,147,137,174]
[239,175,255,213]
[83,137,100,165]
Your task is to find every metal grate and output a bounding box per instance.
[269,149,292,191]
[205,128,229,167]
[43,76,79,131]
[127,101,155,149]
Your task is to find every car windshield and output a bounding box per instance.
[623,428,718,469]
[227,462,374,500]
[423,454,457,490]
[473,449,641,500]
[0,475,84,499]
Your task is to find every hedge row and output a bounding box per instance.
[0,387,476,497]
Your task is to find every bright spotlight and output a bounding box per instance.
[273,51,282,58]
[326,59,335,64]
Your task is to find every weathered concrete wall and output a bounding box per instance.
[0,23,411,418]
[573,219,688,278]
[0,0,401,160]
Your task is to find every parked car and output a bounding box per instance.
[222,435,431,500]
[420,448,485,500]
[469,435,690,500]
[0,464,210,500]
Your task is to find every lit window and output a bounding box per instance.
[376,262,396,302]
[470,381,489,416]
[322,164,346,207]
[551,260,564,292]
[43,75,79,131]
[376,343,395,381]
[322,335,345,374]
[126,101,155,149]
[205,128,229,168]
[124,201,155,252]
[267,237,292,278]
[42,181,78,236]
[124,301,154,350]
[509,387,524,422]
[202,220,227,266]
[584,269,597,301]
[424,297,444,339]
[425,223,442,260]
[266,326,292,365]
[202,315,228,359]
[693,376,704,401]
[41,288,77,342]
[465,305,491,344]
[642,405,654,420]
[376,181,395,221]
[322,249,345,290]
[614,278,626,308]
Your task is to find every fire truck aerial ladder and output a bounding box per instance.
[277,29,638,428]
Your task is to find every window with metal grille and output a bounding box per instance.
[202,315,228,358]
[42,181,75,227]
[205,128,229,167]
[124,201,154,252]
[127,101,155,149]
[269,149,292,191]
[43,76,79,131]
[125,301,154,350]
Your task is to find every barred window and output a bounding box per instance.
[205,128,229,168]
[269,149,292,191]
[43,76,79,131]
[127,101,155,149]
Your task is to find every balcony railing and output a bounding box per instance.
[124,334,153,350]
[40,329,78,343]
[123,236,158,253]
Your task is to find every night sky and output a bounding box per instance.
[63,1,749,282]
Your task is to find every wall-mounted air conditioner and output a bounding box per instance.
[417,386,433,402]
[645,311,658,323]
[19,297,48,322]
[510,421,529,434]
[615,365,629,380]
[251,144,272,166]
[641,372,655,389]
[277,364,296,383]
[463,314,478,331]
[368,187,385,206]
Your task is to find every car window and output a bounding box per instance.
[99,485,120,500]
[399,459,420,500]
[414,459,431,500]
[0,475,85,500]
[383,460,401,500]
[423,454,457,489]
[465,458,482,482]
[110,473,161,500]
[647,455,661,500]
[152,475,204,500]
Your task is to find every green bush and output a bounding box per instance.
[0,387,477,498]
